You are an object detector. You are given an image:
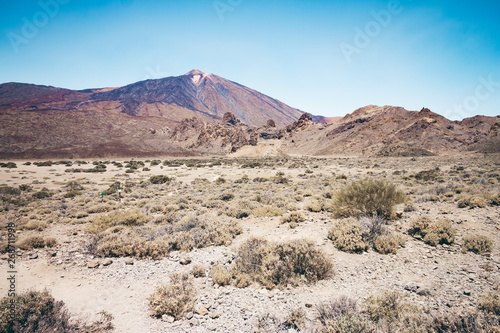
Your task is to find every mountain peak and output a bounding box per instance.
[185,69,205,76]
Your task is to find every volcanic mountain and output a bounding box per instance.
[0,71,498,158]
[0,70,312,158]
[0,70,307,127]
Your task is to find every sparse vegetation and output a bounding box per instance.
[85,209,149,234]
[0,289,113,332]
[332,178,406,218]
[462,235,493,254]
[1,155,499,332]
[191,264,206,278]
[210,265,232,286]
[149,272,196,320]
[17,236,57,250]
[373,234,406,254]
[90,212,241,259]
[280,211,305,224]
[328,218,370,253]
[457,195,487,208]
[150,175,171,184]
[232,237,332,289]
[410,216,456,246]
[479,289,500,315]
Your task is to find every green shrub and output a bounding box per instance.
[462,235,493,254]
[150,175,171,184]
[32,191,51,199]
[328,218,370,253]
[149,272,196,320]
[332,178,406,219]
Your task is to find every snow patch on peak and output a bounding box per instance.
[191,75,202,85]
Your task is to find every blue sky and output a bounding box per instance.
[1,0,499,120]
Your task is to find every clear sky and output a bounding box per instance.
[1,0,499,120]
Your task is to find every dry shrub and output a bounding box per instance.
[210,265,232,286]
[373,235,406,255]
[332,178,406,219]
[358,216,388,242]
[251,205,285,217]
[304,198,323,212]
[363,291,421,328]
[233,237,332,289]
[283,309,305,331]
[328,218,370,253]
[24,220,47,231]
[423,219,456,246]
[148,204,164,214]
[0,289,113,333]
[17,236,57,250]
[316,292,500,333]
[149,272,196,320]
[85,209,149,233]
[317,296,373,333]
[409,216,432,235]
[233,273,253,288]
[410,216,456,246]
[462,235,493,254]
[222,199,258,219]
[191,264,206,278]
[86,204,112,214]
[457,195,487,209]
[479,290,500,315]
[94,213,241,259]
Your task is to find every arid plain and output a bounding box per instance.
[1,153,499,332]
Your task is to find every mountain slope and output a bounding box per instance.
[0,70,308,128]
[0,70,313,158]
[271,105,499,156]
[90,69,306,127]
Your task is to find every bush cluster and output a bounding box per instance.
[149,273,196,320]
[89,213,241,259]
[232,237,332,289]
[17,236,57,250]
[332,178,406,219]
[314,291,500,333]
[462,235,493,254]
[410,217,456,246]
[0,289,113,332]
[328,218,370,253]
[150,175,171,185]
